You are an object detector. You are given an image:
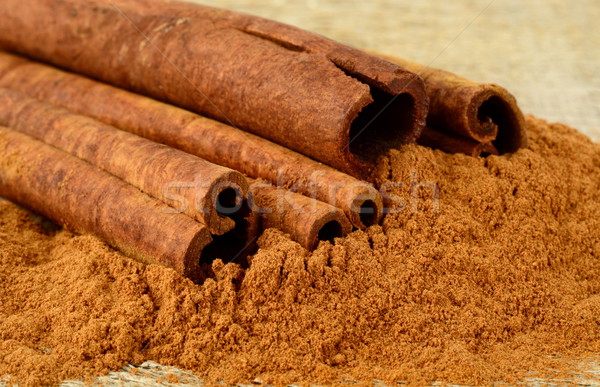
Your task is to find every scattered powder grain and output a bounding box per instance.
[0,116,599,386]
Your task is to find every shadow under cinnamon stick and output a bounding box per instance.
[419,127,499,157]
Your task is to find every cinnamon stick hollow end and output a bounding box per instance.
[376,54,527,153]
[308,210,353,250]
[473,84,527,153]
[200,170,250,235]
[345,71,428,173]
[425,81,527,152]
[336,182,384,229]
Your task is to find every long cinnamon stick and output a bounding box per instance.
[0,87,248,236]
[0,52,383,230]
[110,0,526,153]
[116,0,523,154]
[109,0,424,98]
[377,54,527,153]
[0,0,428,178]
[249,180,352,250]
[0,126,212,281]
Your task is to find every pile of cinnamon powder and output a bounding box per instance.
[1,116,599,385]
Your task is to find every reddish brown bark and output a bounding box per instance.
[0,0,428,178]
[378,54,527,153]
[0,87,247,236]
[0,52,383,229]
[0,126,212,281]
[249,180,352,250]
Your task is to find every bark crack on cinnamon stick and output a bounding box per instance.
[0,0,428,178]
[0,52,384,230]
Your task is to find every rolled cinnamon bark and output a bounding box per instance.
[0,87,248,236]
[377,54,527,153]
[419,127,499,157]
[0,126,212,281]
[0,52,383,229]
[0,0,428,178]
[249,180,352,250]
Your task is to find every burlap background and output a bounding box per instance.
[194,0,600,141]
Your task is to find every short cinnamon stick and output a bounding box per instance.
[249,180,352,250]
[419,127,499,157]
[0,126,212,281]
[377,54,528,153]
[0,87,248,236]
[0,52,383,230]
[0,0,428,178]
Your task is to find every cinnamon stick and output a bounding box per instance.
[0,52,383,230]
[419,127,499,157]
[377,54,528,153]
[0,126,212,281]
[0,87,248,236]
[249,180,352,250]
[0,0,428,178]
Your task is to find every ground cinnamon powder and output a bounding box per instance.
[1,116,599,385]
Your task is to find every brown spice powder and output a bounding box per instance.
[0,116,599,385]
